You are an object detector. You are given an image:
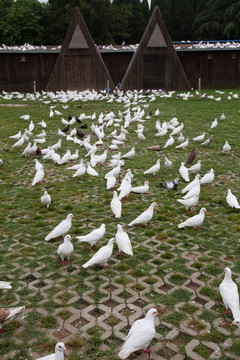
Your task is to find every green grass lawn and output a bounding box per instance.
[0,88,240,360]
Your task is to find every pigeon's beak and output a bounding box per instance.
[231,322,234,326]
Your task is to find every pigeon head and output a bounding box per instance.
[231,318,240,328]
[67,214,74,220]
[200,208,207,213]
[64,235,72,242]
[146,308,158,319]
[55,342,66,353]
[224,267,232,279]
[152,202,157,207]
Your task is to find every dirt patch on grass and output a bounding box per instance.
[0,104,27,107]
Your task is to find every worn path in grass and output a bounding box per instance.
[0,89,240,360]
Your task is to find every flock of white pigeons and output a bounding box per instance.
[1,88,240,359]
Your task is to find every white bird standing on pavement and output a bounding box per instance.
[57,235,74,265]
[82,238,115,268]
[178,207,206,230]
[115,224,133,256]
[36,342,66,360]
[219,267,240,320]
[45,214,73,241]
[118,308,158,359]
[129,202,157,226]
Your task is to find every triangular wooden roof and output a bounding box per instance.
[46,8,114,92]
[121,6,191,91]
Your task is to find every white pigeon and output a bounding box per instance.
[12,135,25,148]
[82,238,115,268]
[170,123,184,136]
[20,114,30,121]
[181,174,201,194]
[38,120,47,128]
[32,167,45,186]
[164,156,172,170]
[45,214,73,241]
[22,142,32,157]
[76,224,106,250]
[163,135,174,148]
[131,181,149,194]
[177,193,199,212]
[41,191,51,208]
[9,131,21,140]
[0,306,26,332]
[122,147,135,159]
[72,163,86,178]
[110,191,122,218]
[200,168,214,185]
[86,162,99,176]
[36,342,66,360]
[59,150,71,164]
[188,160,201,174]
[118,308,158,359]
[182,181,201,199]
[226,189,240,209]
[220,113,226,121]
[57,235,74,265]
[178,207,206,230]
[118,177,132,200]
[209,118,218,130]
[193,133,205,142]
[175,138,189,149]
[115,224,133,256]
[144,159,160,176]
[179,162,190,182]
[219,267,240,319]
[129,202,157,226]
[0,281,12,290]
[106,173,117,190]
[52,139,62,152]
[222,141,231,154]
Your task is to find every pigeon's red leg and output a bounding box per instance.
[61,261,65,265]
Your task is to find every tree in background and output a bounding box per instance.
[151,0,170,31]
[0,0,14,44]
[1,0,45,45]
[193,0,240,40]
[168,0,195,40]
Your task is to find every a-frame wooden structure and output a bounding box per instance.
[121,6,191,91]
[46,8,114,92]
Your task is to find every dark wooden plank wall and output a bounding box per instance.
[0,53,57,92]
[0,49,239,92]
[179,50,240,89]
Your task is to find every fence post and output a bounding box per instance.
[107,79,110,100]
[33,81,37,103]
[198,78,201,100]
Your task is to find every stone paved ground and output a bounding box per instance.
[1,90,240,359]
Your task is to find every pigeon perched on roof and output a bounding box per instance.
[82,238,115,268]
[45,214,73,241]
[41,191,51,208]
[219,267,240,320]
[57,235,74,265]
[36,342,66,360]
[118,308,158,359]
[0,306,25,333]
[160,178,178,190]
[129,202,157,226]
[115,224,133,256]
[226,189,240,209]
[178,207,206,230]
[76,224,106,250]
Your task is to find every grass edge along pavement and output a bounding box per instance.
[0,88,240,360]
